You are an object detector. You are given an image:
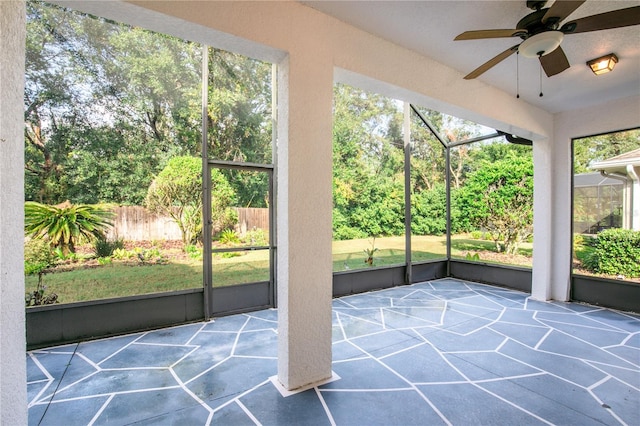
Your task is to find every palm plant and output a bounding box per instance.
[25,201,115,254]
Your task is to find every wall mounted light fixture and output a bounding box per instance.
[587,53,618,75]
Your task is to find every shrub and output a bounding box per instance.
[110,247,167,264]
[24,238,56,276]
[24,201,114,255]
[24,239,58,306]
[53,247,80,262]
[455,155,533,255]
[219,229,240,245]
[185,244,203,260]
[93,237,125,258]
[333,224,368,241]
[243,228,268,246]
[145,156,236,246]
[112,248,134,260]
[132,247,168,264]
[411,184,446,236]
[217,208,239,234]
[583,229,640,278]
[221,252,241,258]
[363,238,379,266]
[465,252,481,261]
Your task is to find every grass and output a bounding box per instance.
[27,234,534,306]
[332,236,446,271]
[27,262,203,303]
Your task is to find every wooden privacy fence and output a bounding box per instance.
[105,206,269,241]
[236,207,270,235]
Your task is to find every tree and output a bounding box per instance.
[456,155,533,254]
[24,2,89,203]
[574,129,640,174]
[25,2,274,207]
[332,84,406,239]
[207,48,273,207]
[25,2,202,205]
[145,156,236,247]
[24,201,114,255]
[411,184,447,236]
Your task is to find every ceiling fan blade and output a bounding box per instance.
[562,6,640,34]
[542,0,586,25]
[539,46,570,77]
[455,29,526,40]
[464,45,519,80]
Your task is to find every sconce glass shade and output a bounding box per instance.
[587,53,618,75]
[519,31,564,58]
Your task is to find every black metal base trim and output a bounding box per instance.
[571,274,640,313]
[411,261,448,283]
[449,260,532,292]
[211,281,272,316]
[34,262,612,349]
[27,289,204,350]
[333,265,406,297]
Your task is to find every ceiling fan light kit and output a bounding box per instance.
[454,0,640,86]
[587,53,618,75]
[518,30,564,58]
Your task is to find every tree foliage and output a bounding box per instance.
[24,2,272,208]
[332,84,405,239]
[456,155,533,254]
[573,129,640,174]
[583,229,640,277]
[145,156,236,246]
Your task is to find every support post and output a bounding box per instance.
[1,2,28,424]
[276,53,333,390]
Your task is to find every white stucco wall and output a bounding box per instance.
[534,94,640,302]
[0,1,27,425]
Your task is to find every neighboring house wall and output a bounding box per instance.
[631,165,640,231]
[591,149,640,231]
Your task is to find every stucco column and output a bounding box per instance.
[0,1,27,424]
[531,137,555,301]
[276,50,333,390]
[549,129,573,302]
[532,128,573,302]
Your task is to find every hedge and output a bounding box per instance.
[583,228,640,278]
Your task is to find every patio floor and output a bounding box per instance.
[28,278,639,425]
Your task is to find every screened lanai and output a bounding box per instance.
[2,1,640,425]
[573,173,623,234]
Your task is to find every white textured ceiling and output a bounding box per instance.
[300,0,640,114]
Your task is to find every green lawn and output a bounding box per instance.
[27,262,203,303]
[332,235,446,271]
[27,234,533,306]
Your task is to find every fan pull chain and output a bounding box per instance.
[516,51,520,99]
[539,56,544,97]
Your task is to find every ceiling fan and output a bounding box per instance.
[455,0,640,80]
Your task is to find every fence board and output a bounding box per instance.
[237,207,270,235]
[106,206,269,241]
[106,206,182,241]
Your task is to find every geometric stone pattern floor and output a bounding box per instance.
[28,279,640,425]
